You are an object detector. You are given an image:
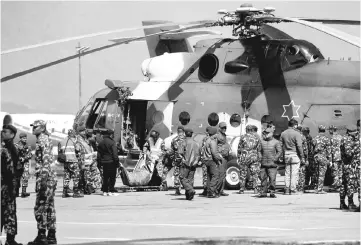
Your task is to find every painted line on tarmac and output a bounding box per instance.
[18,221,291,231]
[301,240,361,244]
[65,237,131,241]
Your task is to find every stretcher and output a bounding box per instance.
[118,154,165,191]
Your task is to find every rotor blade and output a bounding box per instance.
[1,23,208,83]
[260,24,294,39]
[1,20,214,55]
[292,18,360,25]
[281,17,360,48]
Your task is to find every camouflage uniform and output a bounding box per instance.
[330,131,343,188]
[312,129,331,192]
[237,128,261,192]
[33,132,57,231]
[296,130,308,192]
[15,140,33,192]
[354,131,360,206]
[304,134,316,189]
[1,141,18,236]
[199,135,210,189]
[340,130,359,205]
[169,135,187,190]
[75,135,102,193]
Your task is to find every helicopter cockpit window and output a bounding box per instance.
[265,43,280,60]
[77,101,93,128]
[86,99,107,129]
[94,100,108,128]
[282,44,308,71]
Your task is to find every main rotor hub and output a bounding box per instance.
[215,4,280,39]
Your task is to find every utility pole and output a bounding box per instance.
[76,43,90,110]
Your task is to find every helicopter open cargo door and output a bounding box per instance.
[146,101,175,140]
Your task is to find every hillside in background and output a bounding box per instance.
[1,101,72,114]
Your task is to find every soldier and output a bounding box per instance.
[216,122,230,197]
[28,120,57,245]
[75,125,102,195]
[312,125,332,194]
[1,124,22,245]
[302,127,316,190]
[179,128,199,200]
[202,127,223,198]
[198,127,211,196]
[259,127,282,198]
[296,125,309,193]
[15,132,33,198]
[237,124,261,194]
[329,125,343,191]
[340,125,359,211]
[356,119,360,212]
[170,126,187,195]
[280,119,305,195]
[143,130,167,190]
[60,129,83,198]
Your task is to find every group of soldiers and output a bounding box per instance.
[1,115,360,245]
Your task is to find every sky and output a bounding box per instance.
[1,1,360,115]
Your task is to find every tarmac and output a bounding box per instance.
[2,176,360,245]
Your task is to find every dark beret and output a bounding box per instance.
[184,128,193,133]
[208,127,217,136]
[177,126,184,131]
[19,132,27,138]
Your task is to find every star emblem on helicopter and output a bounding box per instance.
[282,100,301,121]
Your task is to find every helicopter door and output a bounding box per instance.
[146,101,174,140]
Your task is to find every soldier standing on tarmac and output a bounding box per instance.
[237,125,261,194]
[15,132,33,198]
[302,127,316,190]
[296,125,309,193]
[1,123,22,245]
[329,125,343,191]
[312,125,332,194]
[340,125,359,211]
[198,126,211,196]
[28,120,57,245]
[215,122,231,197]
[170,126,187,195]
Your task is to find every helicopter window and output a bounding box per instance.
[208,113,219,127]
[230,113,242,127]
[77,101,93,129]
[94,100,108,128]
[179,111,190,126]
[282,45,308,71]
[86,99,107,129]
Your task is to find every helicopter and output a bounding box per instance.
[1,4,360,189]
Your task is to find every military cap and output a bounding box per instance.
[2,124,17,135]
[208,127,218,136]
[177,125,184,131]
[19,132,27,138]
[318,125,326,131]
[296,125,303,131]
[219,122,227,128]
[206,126,212,133]
[30,120,46,127]
[246,125,253,131]
[184,128,193,133]
[346,125,357,132]
[329,125,337,130]
[77,125,86,132]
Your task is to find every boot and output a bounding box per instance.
[62,188,71,198]
[161,182,168,191]
[47,229,57,245]
[340,200,348,210]
[5,234,22,245]
[67,189,73,194]
[238,190,244,194]
[28,229,48,245]
[284,188,290,195]
[72,189,84,198]
[348,198,357,211]
[21,187,30,198]
[175,188,181,196]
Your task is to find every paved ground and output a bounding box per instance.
[2,177,360,245]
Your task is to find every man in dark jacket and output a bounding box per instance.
[179,128,199,200]
[97,129,120,196]
[203,127,223,198]
[259,128,282,198]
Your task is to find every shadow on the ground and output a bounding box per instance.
[57,236,361,245]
